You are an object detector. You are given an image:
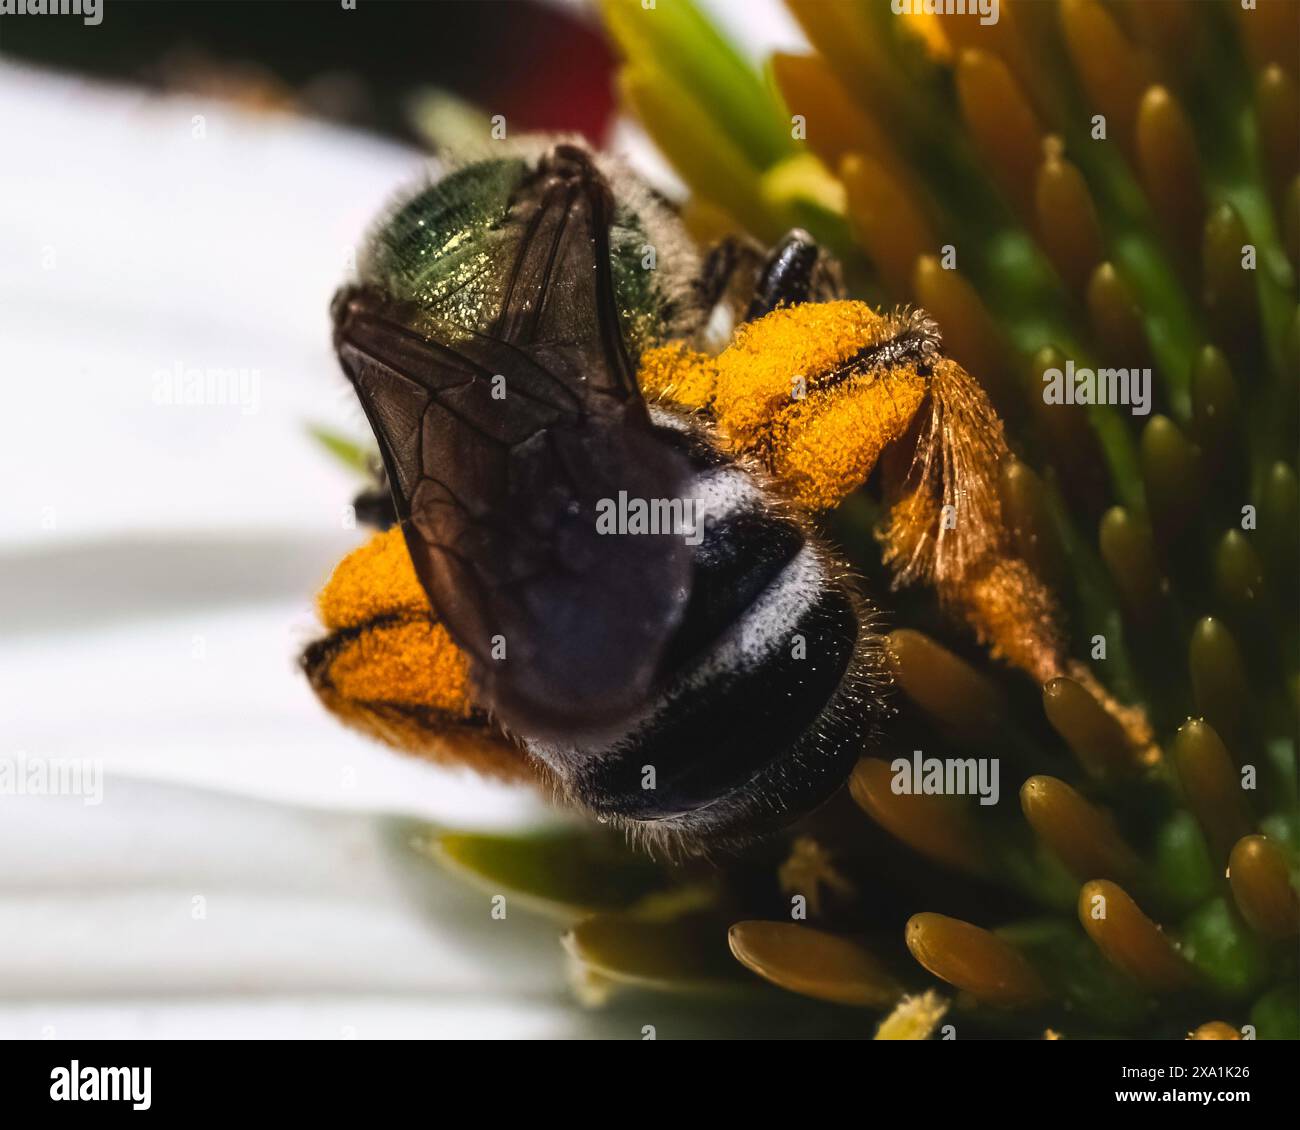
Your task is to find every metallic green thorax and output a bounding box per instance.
[360,156,680,362]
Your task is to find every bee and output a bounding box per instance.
[303,139,1143,853]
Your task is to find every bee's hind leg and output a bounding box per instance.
[744,229,845,321]
[301,526,536,783]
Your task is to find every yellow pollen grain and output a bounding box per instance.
[879,489,941,574]
[318,526,430,630]
[959,556,1065,683]
[639,302,929,511]
[637,341,718,410]
[710,301,901,441]
[638,300,1153,752]
[767,366,926,510]
[328,619,474,718]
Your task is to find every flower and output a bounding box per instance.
[490,0,1297,1039]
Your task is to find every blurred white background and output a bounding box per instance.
[0,0,809,1039]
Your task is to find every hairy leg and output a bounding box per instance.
[301,528,532,781]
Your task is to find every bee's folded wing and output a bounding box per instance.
[334,146,693,738]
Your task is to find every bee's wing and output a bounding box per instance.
[333,146,692,737]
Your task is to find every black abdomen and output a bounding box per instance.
[526,413,886,850]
